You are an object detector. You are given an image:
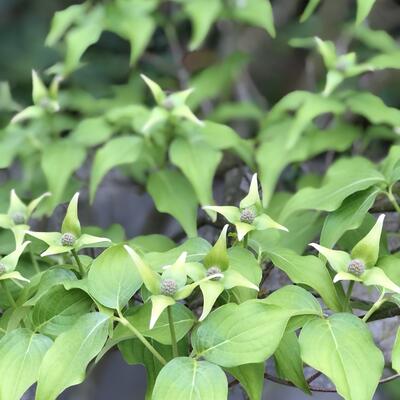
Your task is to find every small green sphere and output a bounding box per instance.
[348,259,365,277]
[206,266,222,281]
[162,98,175,111]
[12,212,25,225]
[240,207,256,224]
[61,232,76,247]
[160,278,178,297]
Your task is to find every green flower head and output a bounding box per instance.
[0,241,31,284]
[185,225,259,321]
[203,174,288,241]
[141,74,203,133]
[0,189,51,245]
[28,193,111,257]
[310,214,400,293]
[124,245,221,329]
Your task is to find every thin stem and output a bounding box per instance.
[71,249,85,277]
[30,247,40,275]
[0,280,16,308]
[386,187,400,213]
[362,291,386,322]
[115,311,167,366]
[345,281,355,311]
[380,373,400,384]
[167,306,179,358]
[242,234,248,249]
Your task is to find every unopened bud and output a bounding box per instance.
[240,207,256,224]
[61,232,76,247]
[348,259,365,277]
[12,212,25,225]
[206,266,222,281]
[160,278,178,297]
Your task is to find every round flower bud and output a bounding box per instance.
[160,278,178,297]
[348,259,365,277]
[12,212,25,225]
[206,266,222,281]
[61,232,76,247]
[0,262,6,275]
[162,97,175,111]
[240,207,256,224]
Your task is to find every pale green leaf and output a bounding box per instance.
[88,245,142,310]
[90,136,143,202]
[41,141,86,211]
[0,329,52,400]
[192,301,290,367]
[356,0,376,25]
[299,313,384,400]
[152,357,228,400]
[280,157,385,221]
[147,170,198,237]
[170,138,222,209]
[31,286,92,336]
[321,188,380,248]
[265,247,343,311]
[226,363,264,400]
[36,312,110,400]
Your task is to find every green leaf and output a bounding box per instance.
[351,214,385,267]
[192,301,290,367]
[321,187,380,248]
[41,141,86,211]
[25,268,77,306]
[170,138,222,210]
[152,357,228,400]
[114,302,195,346]
[141,74,166,105]
[61,192,81,237]
[257,122,359,205]
[64,7,104,74]
[32,70,48,106]
[300,0,321,22]
[189,53,248,109]
[90,136,143,202]
[183,0,222,50]
[31,286,92,336]
[45,3,89,46]
[346,92,400,127]
[70,117,113,147]
[128,234,175,253]
[124,245,161,294]
[226,363,264,400]
[88,245,142,310]
[0,329,52,400]
[36,312,110,400]
[262,285,322,317]
[106,4,156,64]
[265,247,343,311]
[280,157,385,221]
[203,225,229,270]
[147,170,198,237]
[356,0,376,25]
[145,237,211,270]
[231,0,275,37]
[380,145,400,185]
[299,313,384,400]
[275,332,310,393]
